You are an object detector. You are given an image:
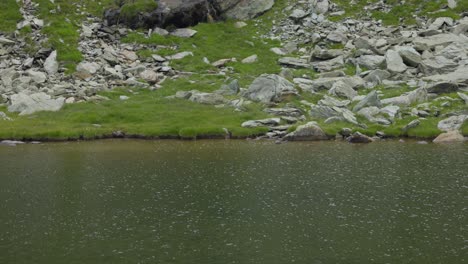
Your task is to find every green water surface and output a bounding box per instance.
[0,140,467,263]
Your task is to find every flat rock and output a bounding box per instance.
[385,50,407,73]
[170,28,197,38]
[284,122,328,141]
[8,92,65,115]
[243,74,297,103]
[347,132,373,143]
[278,57,309,68]
[241,118,280,128]
[433,130,465,143]
[438,115,468,131]
[44,51,58,75]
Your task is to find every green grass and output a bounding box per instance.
[120,0,157,20]
[332,0,468,25]
[34,0,114,72]
[0,78,269,140]
[123,20,282,87]
[0,0,22,33]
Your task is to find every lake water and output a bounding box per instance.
[0,140,467,263]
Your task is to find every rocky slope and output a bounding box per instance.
[0,0,467,143]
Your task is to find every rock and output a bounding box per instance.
[167,51,193,60]
[427,82,459,94]
[328,81,357,100]
[153,27,169,36]
[402,119,421,132]
[0,37,15,45]
[429,17,454,30]
[234,21,247,28]
[242,54,258,64]
[326,31,347,43]
[243,74,297,103]
[437,115,468,131]
[264,108,302,117]
[311,0,330,14]
[278,57,309,68]
[139,69,160,83]
[363,70,391,84]
[319,95,350,108]
[458,92,468,104]
[420,56,458,75]
[8,92,65,115]
[189,91,226,105]
[380,105,400,119]
[385,50,407,73]
[212,58,233,67]
[0,111,11,121]
[270,47,288,55]
[448,0,457,9]
[120,50,138,62]
[218,79,240,95]
[170,28,197,38]
[290,9,308,21]
[309,105,337,119]
[356,55,385,69]
[413,34,463,50]
[120,95,129,101]
[396,46,422,67]
[294,76,364,92]
[26,70,47,84]
[44,51,58,75]
[353,91,381,112]
[76,61,101,76]
[381,87,428,106]
[241,118,280,128]
[152,54,166,63]
[433,130,465,143]
[312,56,344,72]
[347,132,373,143]
[423,66,468,83]
[284,122,328,141]
[224,0,275,20]
[311,48,343,60]
[0,140,25,146]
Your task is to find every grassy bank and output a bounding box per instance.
[0,76,269,140]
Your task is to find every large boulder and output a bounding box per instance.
[8,92,65,115]
[243,74,297,103]
[283,122,328,141]
[433,130,466,143]
[437,115,468,131]
[105,0,275,28]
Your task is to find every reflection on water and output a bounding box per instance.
[0,140,467,263]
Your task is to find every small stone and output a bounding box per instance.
[170,28,197,38]
[242,54,258,64]
[120,95,129,101]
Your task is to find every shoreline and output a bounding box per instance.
[0,132,458,144]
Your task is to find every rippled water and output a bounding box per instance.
[0,140,467,263]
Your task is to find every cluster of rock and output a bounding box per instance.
[0,0,205,117]
[168,0,468,142]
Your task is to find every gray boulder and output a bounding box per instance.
[353,91,381,112]
[420,56,458,75]
[458,92,468,105]
[278,57,310,68]
[433,130,465,143]
[356,55,385,70]
[427,82,459,94]
[170,28,197,38]
[381,87,428,106]
[312,56,344,72]
[241,118,280,128]
[328,80,357,100]
[264,108,302,117]
[385,50,407,73]
[44,51,59,76]
[347,132,373,143]
[396,46,422,67]
[8,92,65,115]
[413,34,463,50]
[423,66,468,84]
[438,115,468,131]
[243,74,297,103]
[26,70,47,84]
[188,91,226,105]
[284,122,328,141]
